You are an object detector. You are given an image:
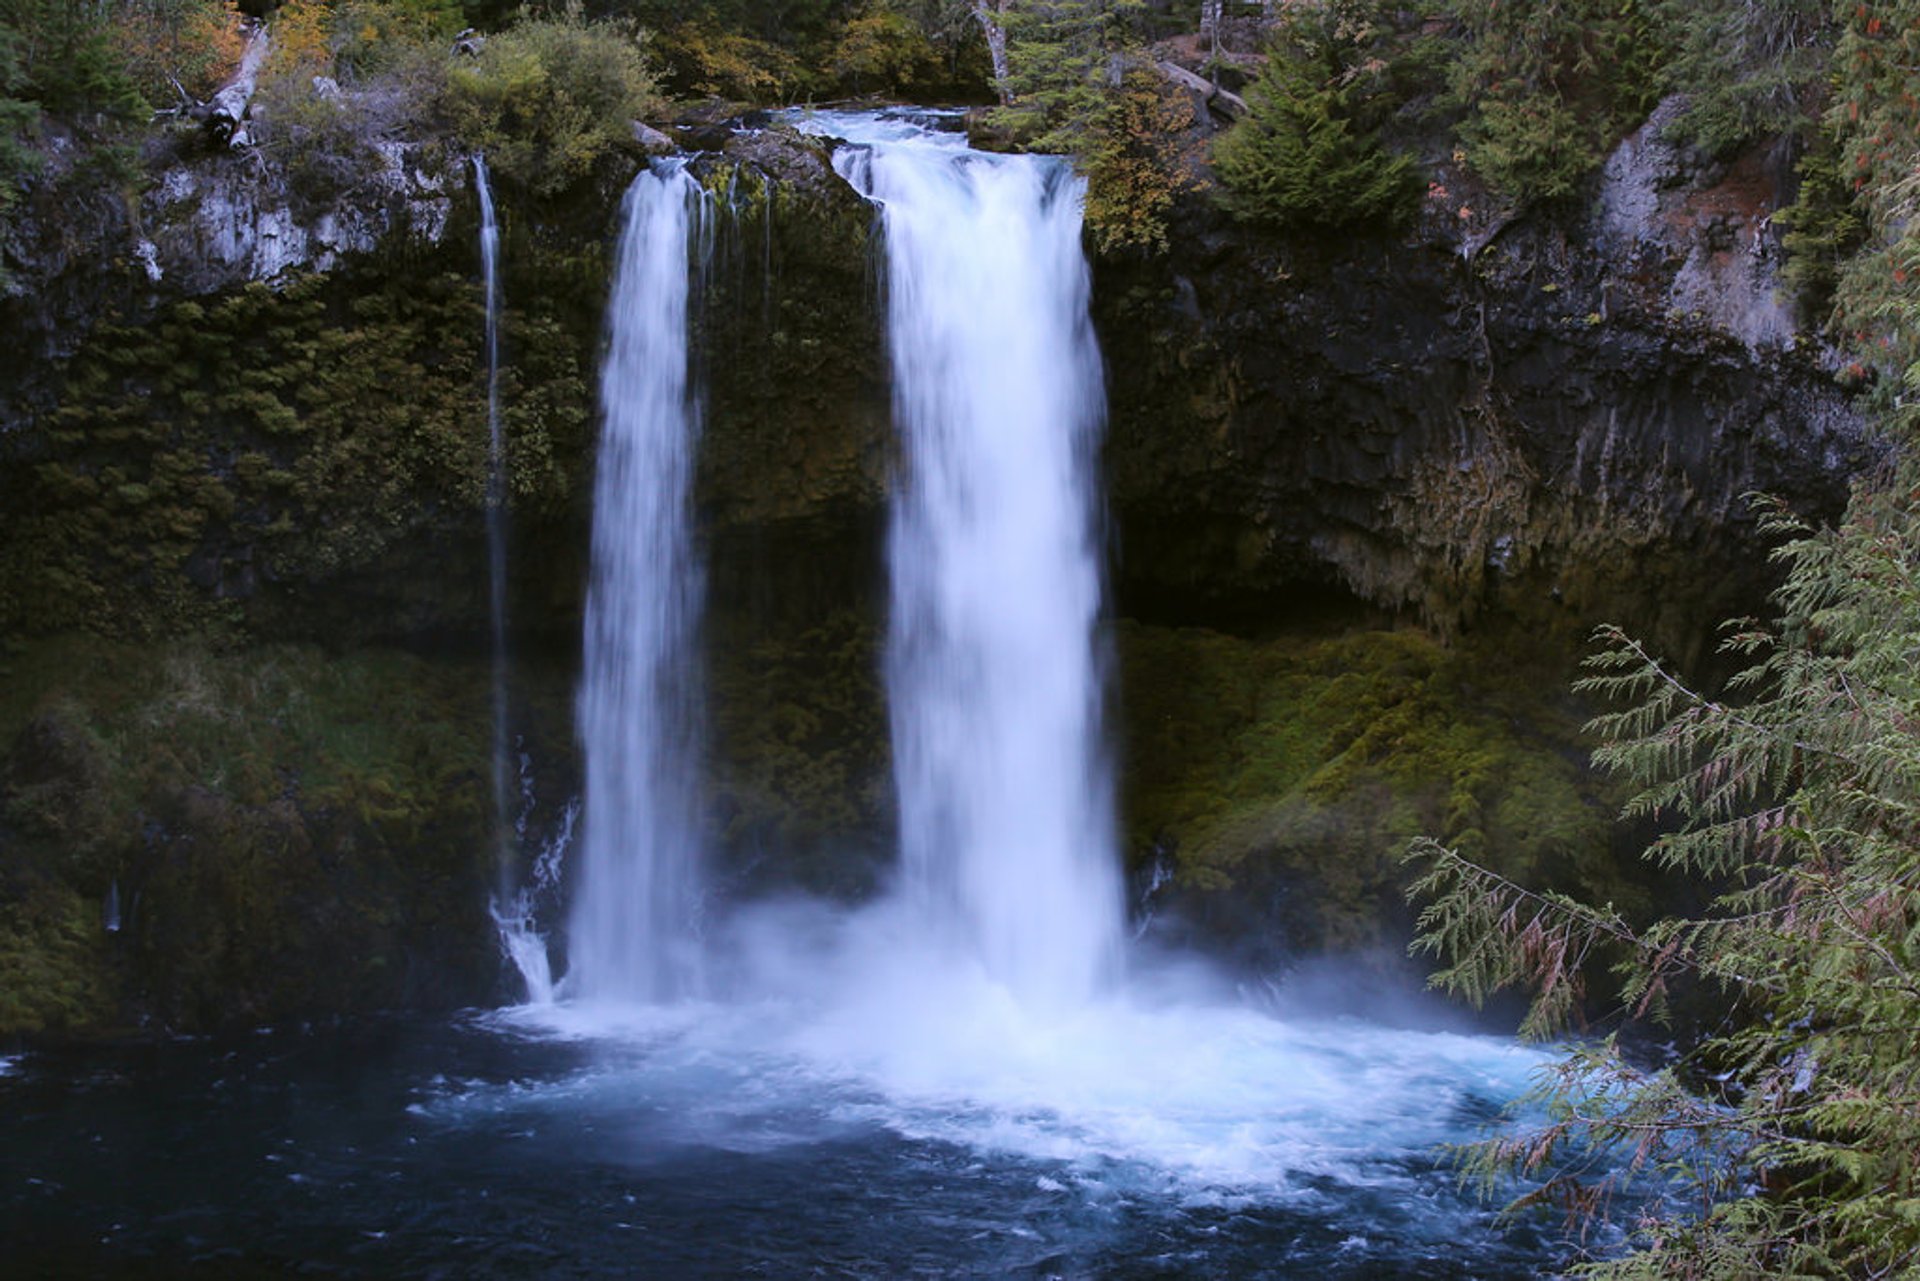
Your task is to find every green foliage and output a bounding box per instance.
[0,0,192,251]
[331,0,463,80]
[1407,414,1920,1270]
[0,634,581,1032]
[1823,1,1920,388]
[1652,0,1828,158]
[706,608,889,896]
[992,0,1137,149]
[0,250,598,639]
[252,0,455,205]
[829,7,941,96]
[1447,0,1669,206]
[586,0,987,103]
[1210,4,1419,234]
[985,1,1196,252]
[0,882,114,1034]
[1122,623,1622,951]
[1077,60,1196,253]
[647,19,798,100]
[0,39,39,224]
[444,9,658,197]
[1775,139,1869,319]
[0,0,148,119]
[111,0,246,104]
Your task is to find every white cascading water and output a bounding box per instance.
[568,162,712,1004]
[498,119,1552,1247]
[834,117,1124,1009]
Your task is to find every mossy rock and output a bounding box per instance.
[706,606,890,900]
[1117,620,1643,957]
[0,634,579,1036]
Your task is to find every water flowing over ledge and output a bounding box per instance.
[483,112,1564,1266]
[569,161,713,1004]
[814,107,1125,1010]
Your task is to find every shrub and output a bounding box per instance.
[1448,0,1668,207]
[111,0,248,106]
[444,11,659,197]
[1210,7,1419,234]
[254,0,452,205]
[1408,441,1920,1273]
[830,9,941,97]
[330,0,462,81]
[0,23,39,221]
[1080,60,1198,253]
[647,20,796,102]
[1652,0,1828,159]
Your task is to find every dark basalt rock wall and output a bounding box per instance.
[2,111,1864,655]
[1095,107,1865,665]
[0,109,1873,1034]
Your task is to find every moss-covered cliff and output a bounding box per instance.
[0,112,1868,1036]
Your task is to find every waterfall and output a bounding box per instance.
[568,162,712,1004]
[473,156,512,881]
[822,114,1124,1009]
[476,156,553,1004]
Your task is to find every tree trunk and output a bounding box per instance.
[1158,59,1247,123]
[971,0,1011,104]
[207,21,269,148]
[1201,0,1227,90]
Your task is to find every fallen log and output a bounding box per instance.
[207,21,270,148]
[1157,59,1249,123]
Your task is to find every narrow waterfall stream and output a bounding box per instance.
[568,162,712,1004]
[473,155,510,883]
[473,157,555,1005]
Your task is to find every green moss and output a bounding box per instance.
[1119,621,1635,950]
[0,884,114,1034]
[0,633,576,1035]
[1,229,610,641]
[706,607,889,897]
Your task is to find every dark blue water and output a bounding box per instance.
[0,1009,1575,1279]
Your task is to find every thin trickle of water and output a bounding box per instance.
[491,892,554,1004]
[568,162,712,1004]
[813,112,1124,1010]
[474,155,511,886]
[476,157,550,1003]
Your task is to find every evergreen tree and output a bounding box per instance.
[1407,426,1920,1271]
[1209,3,1417,233]
[1447,0,1667,206]
[1652,0,1829,159]
[1410,7,1920,1264]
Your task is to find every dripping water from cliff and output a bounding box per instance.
[474,156,510,878]
[567,161,713,1004]
[475,157,550,1004]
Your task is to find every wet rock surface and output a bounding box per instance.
[0,111,1876,1031]
[1096,101,1866,662]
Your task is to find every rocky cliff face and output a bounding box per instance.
[0,109,1871,1034]
[1096,99,1865,664]
[6,107,1859,651]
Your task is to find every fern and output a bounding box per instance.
[1408,435,1920,1271]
